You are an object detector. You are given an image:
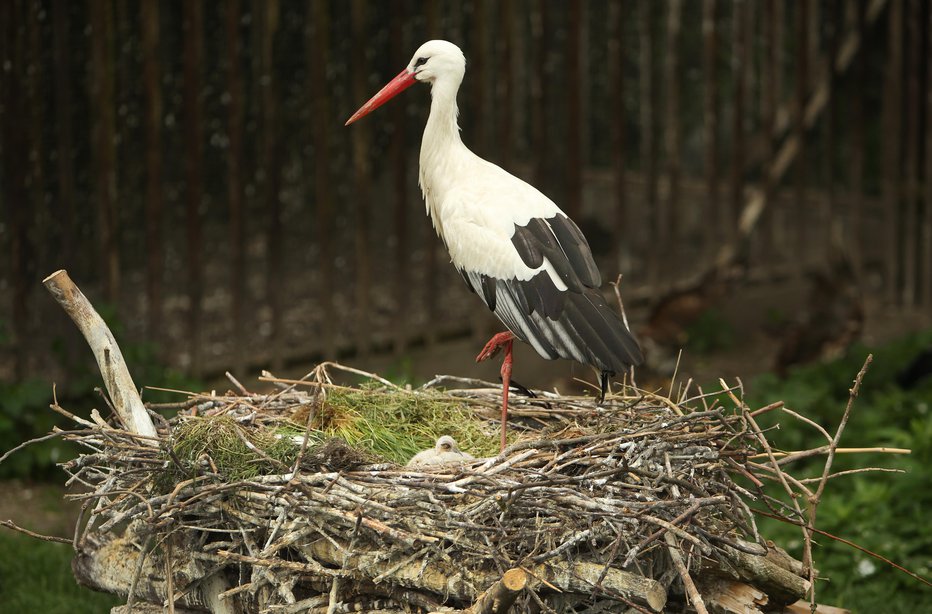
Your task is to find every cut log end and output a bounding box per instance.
[42,269,67,284]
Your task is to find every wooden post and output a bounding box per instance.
[183,0,204,376]
[227,0,247,375]
[309,0,335,359]
[43,270,158,440]
[141,0,163,341]
[88,0,120,306]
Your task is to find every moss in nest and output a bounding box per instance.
[317,386,503,463]
[168,416,298,481]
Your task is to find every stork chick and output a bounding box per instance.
[406,435,475,468]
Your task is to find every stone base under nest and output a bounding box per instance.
[56,362,821,614]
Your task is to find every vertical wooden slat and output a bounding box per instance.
[919,4,932,314]
[639,0,658,284]
[773,0,784,128]
[350,0,371,357]
[498,0,515,169]
[26,0,45,277]
[731,0,747,245]
[703,0,719,254]
[902,0,921,305]
[772,0,786,253]
[761,0,777,255]
[141,0,163,340]
[849,0,866,275]
[793,0,809,260]
[819,0,845,246]
[183,0,204,375]
[565,0,583,220]
[424,2,440,345]
[391,0,409,354]
[88,0,120,305]
[52,0,76,268]
[608,0,627,271]
[227,0,246,374]
[470,0,489,159]
[882,0,903,303]
[2,0,30,378]
[531,2,550,191]
[824,0,840,247]
[663,0,682,250]
[258,0,283,368]
[309,0,333,359]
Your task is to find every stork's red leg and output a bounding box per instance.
[476,331,516,452]
[499,338,513,452]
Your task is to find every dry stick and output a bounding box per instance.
[663,533,708,614]
[805,355,872,607]
[720,378,813,585]
[0,519,71,543]
[43,270,157,441]
[749,446,911,464]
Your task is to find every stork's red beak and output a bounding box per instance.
[345,69,417,126]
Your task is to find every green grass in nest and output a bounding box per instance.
[168,415,300,482]
[317,387,502,463]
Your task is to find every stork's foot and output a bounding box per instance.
[476,331,516,362]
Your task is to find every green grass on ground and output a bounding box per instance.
[0,532,120,612]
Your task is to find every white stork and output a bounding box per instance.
[346,40,643,451]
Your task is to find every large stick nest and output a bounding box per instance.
[59,363,812,613]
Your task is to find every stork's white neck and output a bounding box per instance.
[419,77,472,235]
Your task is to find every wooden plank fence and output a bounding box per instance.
[0,0,929,383]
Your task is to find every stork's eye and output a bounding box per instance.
[414,57,429,68]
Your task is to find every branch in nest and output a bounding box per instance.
[466,568,527,614]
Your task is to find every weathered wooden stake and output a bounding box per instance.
[43,270,157,441]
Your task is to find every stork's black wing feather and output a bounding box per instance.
[461,213,644,374]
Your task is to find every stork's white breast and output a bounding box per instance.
[434,158,566,284]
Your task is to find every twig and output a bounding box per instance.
[663,533,708,614]
[0,520,71,543]
[805,355,872,606]
[748,446,912,464]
